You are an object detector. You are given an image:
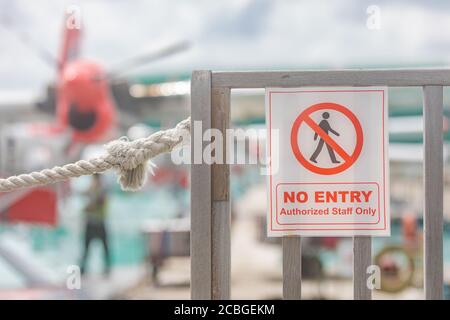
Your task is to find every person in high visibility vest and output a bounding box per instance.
[80,174,111,275]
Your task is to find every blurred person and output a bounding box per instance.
[80,174,111,276]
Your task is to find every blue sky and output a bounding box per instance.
[1,0,450,92]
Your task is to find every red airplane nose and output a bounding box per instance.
[63,60,106,107]
[58,60,116,143]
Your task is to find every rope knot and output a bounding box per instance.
[105,136,151,191]
[103,117,190,192]
[105,137,146,170]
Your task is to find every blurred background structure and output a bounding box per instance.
[1,0,450,299]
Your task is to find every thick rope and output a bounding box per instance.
[0,118,191,192]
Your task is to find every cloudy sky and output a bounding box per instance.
[1,0,450,93]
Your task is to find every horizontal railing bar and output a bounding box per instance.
[212,69,450,88]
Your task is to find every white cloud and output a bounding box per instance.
[1,0,450,92]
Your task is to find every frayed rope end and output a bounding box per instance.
[117,163,148,192]
[117,161,157,191]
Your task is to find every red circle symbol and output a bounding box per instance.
[290,102,363,175]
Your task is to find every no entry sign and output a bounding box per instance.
[266,87,389,237]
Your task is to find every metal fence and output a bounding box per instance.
[190,69,445,300]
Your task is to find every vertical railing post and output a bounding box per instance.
[283,237,302,299]
[211,87,231,299]
[191,70,212,299]
[423,85,444,300]
[353,236,372,300]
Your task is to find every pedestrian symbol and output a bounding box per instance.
[290,102,364,175]
[310,112,341,164]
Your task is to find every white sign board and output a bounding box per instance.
[266,87,389,237]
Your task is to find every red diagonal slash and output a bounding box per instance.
[290,102,363,175]
[302,115,352,163]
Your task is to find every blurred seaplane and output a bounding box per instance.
[0,12,190,225]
